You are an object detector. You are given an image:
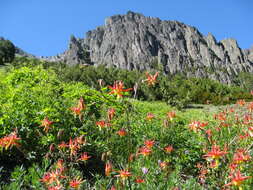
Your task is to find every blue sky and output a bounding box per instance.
[1,0,252,56]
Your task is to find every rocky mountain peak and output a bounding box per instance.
[43,11,253,84]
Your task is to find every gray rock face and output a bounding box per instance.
[46,11,253,84]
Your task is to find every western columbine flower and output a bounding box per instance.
[237,99,246,106]
[105,162,112,176]
[117,128,127,137]
[68,138,79,157]
[167,111,176,121]
[41,117,54,133]
[144,140,155,148]
[135,177,145,183]
[56,159,64,172]
[107,108,116,121]
[108,81,132,98]
[40,172,51,184]
[69,177,84,189]
[0,131,21,150]
[115,170,132,179]
[159,161,168,170]
[78,152,91,161]
[146,113,155,121]
[203,145,228,160]
[48,185,63,190]
[247,102,253,112]
[164,145,173,153]
[143,72,159,86]
[139,146,152,156]
[77,97,85,110]
[189,121,208,132]
[232,149,251,164]
[225,170,251,188]
[70,97,85,119]
[70,106,82,116]
[96,120,111,129]
[58,141,68,150]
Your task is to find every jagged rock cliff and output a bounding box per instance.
[45,11,253,84]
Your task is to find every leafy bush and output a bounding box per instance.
[0,38,15,65]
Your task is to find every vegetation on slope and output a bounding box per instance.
[0,61,253,189]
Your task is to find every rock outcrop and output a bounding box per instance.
[41,12,253,84]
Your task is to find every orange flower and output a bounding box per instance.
[146,113,155,121]
[144,72,159,86]
[144,140,155,148]
[68,138,79,157]
[164,145,173,153]
[40,172,51,184]
[78,152,91,161]
[77,97,85,111]
[135,177,145,183]
[115,170,132,179]
[232,149,251,164]
[41,117,54,133]
[58,141,68,150]
[70,97,85,117]
[56,159,64,172]
[96,120,111,129]
[69,177,84,189]
[189,121,208,132]
[139,146,152,156]
[167,111,176,121]
[70,106,82,116]
[247,102,253,112]
[236,99,246,106]
[48,185,63,190]
[41,170,66,186]
[107,108,116,121]
[108,81,132,98]
[225,170,251,187]
[117,128,127,137]
[203,145,228,160]
[0,131,21,150]
[159,161,168,169]
[105,162,112,176]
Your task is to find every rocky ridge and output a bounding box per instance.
[29,12,253,84]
